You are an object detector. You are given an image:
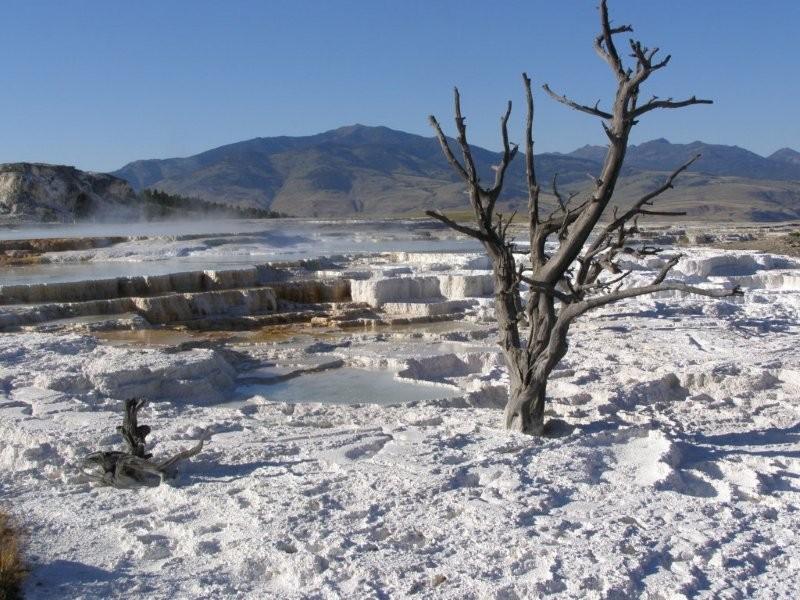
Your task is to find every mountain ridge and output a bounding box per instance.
[82,125,800,221]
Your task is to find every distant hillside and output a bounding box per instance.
[111,126,800,221]
[566,138,800,181]
[112,125,601,217]
[579,171,800,223]
[769,148,800,167]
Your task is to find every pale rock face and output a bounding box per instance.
[380,300,474,317]
[676,251,798,278]
[0,287,279,328]
[350,273,492,307]
[727,272,800,291]
[0,163,140,223]
[0,332,236,404]
[0,265,304,305]
[386,251,491,270]
[350,276,442,307]
[81,347,237,403]
[437,273,493,299]
[204,268,259,290]
[398,351,499,382]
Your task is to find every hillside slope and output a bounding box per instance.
[112,127,800,221]
[112,125,603,216]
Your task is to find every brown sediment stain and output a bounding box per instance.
[0,253,48,267]
[1,236,127,266]
[270,279,351,304]
[714,232,800,258]
[0,236,128,253]
[244,324,342,344]
[94,327,233,347]
[94,322,344,347]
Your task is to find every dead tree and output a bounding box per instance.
[118,398,152,459]
[427,0,742,434]
[82,398,204,487]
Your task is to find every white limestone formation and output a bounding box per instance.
[0,287,278,328]
[386,251,491,270]
[1,222,800,598]
[350,276,442,307]
[350,272,492,308]
[0,264,294,305]
[380,300,474,317]
[438,273,493,299]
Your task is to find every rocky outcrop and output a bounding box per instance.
[351,276,442,307]
[0,272,355,329]
[0,163,140,223]
[0,287,279,329]
[350,273,493,307]
[0,266,349,306]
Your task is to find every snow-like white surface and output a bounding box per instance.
[1,231,799,599]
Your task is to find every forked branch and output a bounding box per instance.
[594,0,633,78]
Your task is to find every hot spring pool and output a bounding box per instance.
[237,367,459,406]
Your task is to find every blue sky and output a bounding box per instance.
[1,0,798,172]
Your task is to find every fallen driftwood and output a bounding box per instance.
[82,398,204,488]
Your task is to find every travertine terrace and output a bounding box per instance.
[1,219,799,598]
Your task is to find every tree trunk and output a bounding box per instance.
[502,314,569,435]
[504,376,547,435]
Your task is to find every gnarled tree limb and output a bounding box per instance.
[83,398,205,487]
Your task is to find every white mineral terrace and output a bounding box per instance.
[1,220,799,598]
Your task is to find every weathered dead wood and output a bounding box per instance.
[426,0,739,435]
[82,398,205,487]
[118,398,151,459]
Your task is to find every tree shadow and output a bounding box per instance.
[178,457,318,485]
[730,317,793,336]
[683,422,800,461]
[27,559,119,597]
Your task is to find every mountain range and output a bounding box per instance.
[109,125,800,221]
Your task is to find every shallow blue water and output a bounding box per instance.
[237,368,458,406]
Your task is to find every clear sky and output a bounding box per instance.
[1,0,798,172]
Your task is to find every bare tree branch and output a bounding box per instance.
[425,0,722,435]
[633,96,713,118]
[594,0,632,79]
[517,274,572,303]
[453,87,479,185]
[583,154,701,261]
[425,210,489,242]
[522,73,540,226]
[578,269,633,293]
[551,173,578,213]
[428,115,469,182]
[652,254,681,285]
[541,84,613,119]
[569,282,742,319]
[487,100,519,212]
